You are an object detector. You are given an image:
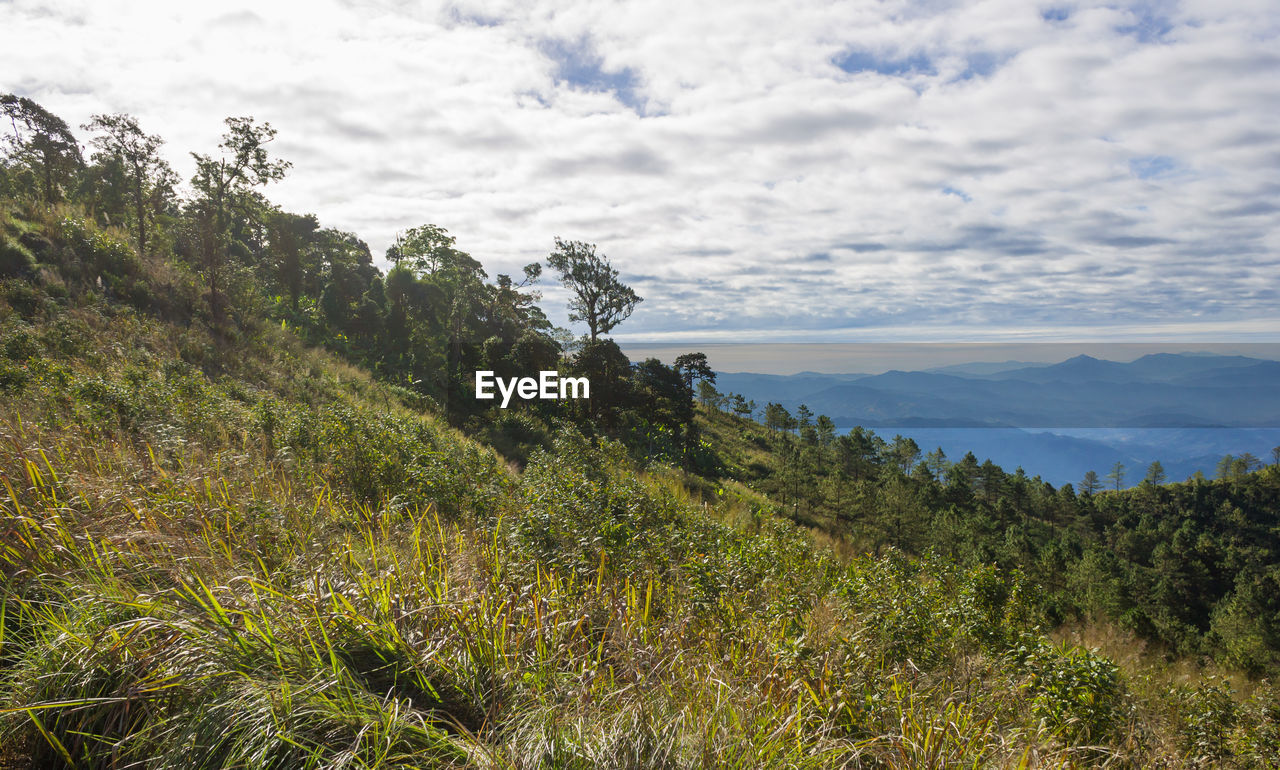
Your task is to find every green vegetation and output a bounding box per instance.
[4,95,1280,767]
[698,396,1280,676]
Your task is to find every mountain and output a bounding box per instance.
[713,353,1280,486]
[994,354,1137,383]
[991,353,1273,385]
[1172,360,1280,388]
[714,371,869,402]
[717,353,1280,428]
[925,359,1051,376]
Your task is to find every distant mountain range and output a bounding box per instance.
[712,353,1280,486]
[716,353,1280,428]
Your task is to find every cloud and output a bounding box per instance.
[1,0,1277,342]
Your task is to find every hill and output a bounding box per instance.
[719,355,1280,429]
[5,98,1280,765]
[695,399,1280,676]
[0,203,1166,767]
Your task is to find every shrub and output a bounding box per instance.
[1007,635,1123,744]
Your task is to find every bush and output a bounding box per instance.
[0,279,43,319]
[0,231,35,278]
[1007,635,1122,743]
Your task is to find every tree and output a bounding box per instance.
[1144,460,1166,486]
[189,117,290,320]
[1081,470,1101,495]
[1,93,83,203]
[815,415,837,447]
[674,352,716,393]
[924,446,949,481]
[795,404,814,434]
[696,380,722,409]
[888,435,921,476]
[635,358,697,460]
[546,237,641,340]
[82,113,177,257]
[1106,461,1126,491]
[569,338,635,431]
[267,211,320,311]
[388,224,484,281]
[763,402,790,435]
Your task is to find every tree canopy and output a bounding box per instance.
[546,237,641,340]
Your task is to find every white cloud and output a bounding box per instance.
[2,0,1277,340]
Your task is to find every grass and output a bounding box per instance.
[5,408,1271,767]
[3,248,1280,765]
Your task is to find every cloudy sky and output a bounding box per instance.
[3,0,1278,342]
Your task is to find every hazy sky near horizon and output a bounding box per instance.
[618,342,1280,375]
[4,0,1279,342]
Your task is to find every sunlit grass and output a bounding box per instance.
[3,276,1279,766]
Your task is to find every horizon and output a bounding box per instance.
[619,342,1280,376]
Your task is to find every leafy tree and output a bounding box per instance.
[924,446,949,481]
[546,237,641,340]
[795,404,814,432]
[388,224,483,280]
[569,338,634,431]
[888,435,921,475]
[267,211,320,311]
[189,117,290,321]
[1,93,83,203]
[635,357,696,459]
[82,113,177,256]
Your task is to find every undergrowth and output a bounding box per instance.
[2,229,1279,767]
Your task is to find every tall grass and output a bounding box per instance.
[4,290,1280,767]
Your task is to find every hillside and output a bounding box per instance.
[696,400,1280,673]
[0,207,1276,769]
[0,205,1147,767]
[2,108,1280,766]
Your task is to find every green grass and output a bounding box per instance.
[4,213,1280,766]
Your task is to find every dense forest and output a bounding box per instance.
[4,95,1280,767]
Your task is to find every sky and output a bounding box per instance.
[619,342,1280,375]
[3,0,1279,343]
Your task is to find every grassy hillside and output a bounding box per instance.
[3,205,1280,767]
[697,399,1280,674]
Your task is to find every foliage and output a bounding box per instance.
[3,94,1280,767]
[546,237,641,341]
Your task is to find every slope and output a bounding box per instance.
[1,202,1278,767]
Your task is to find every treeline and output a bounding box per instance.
[0,94,720,466]
[697,395,1280,674]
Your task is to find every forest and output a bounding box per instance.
[4,94,1280,767]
